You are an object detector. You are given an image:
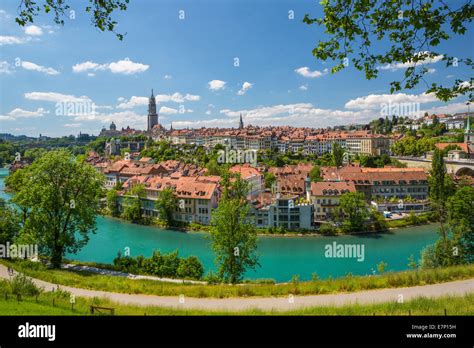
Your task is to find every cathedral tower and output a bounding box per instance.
[239,113,244,129]
[147,89,158,132]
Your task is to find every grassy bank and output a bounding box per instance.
[102,212,437,237]
[0,287,472,315]
[2,260,473,299]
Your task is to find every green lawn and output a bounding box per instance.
[0,292,472,316]
[3,260,474,299]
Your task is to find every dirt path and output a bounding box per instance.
[1,264,472,312]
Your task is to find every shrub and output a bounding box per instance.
[10,273,42,297]
[113,249,204,280]
[177,256,204,280]
[319,223,336,235]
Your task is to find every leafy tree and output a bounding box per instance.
[15,0,130,40]
[155,187,177,225]
[206,158,220,176]
[121,184,146,224]
[263,172,276,189]
[129,183,146,198]
[177,256,204,280]
[332,142,345,167]
[309,165,322,182]
[106,188,120,217]
[0,198,21,245]
[304,1,474,101]
[210,177,259,284]
[337,192,368,232]
[23,148,47,163]
[446,186,474,264]
[319,223,336,235]
[422,155,467,269]
[407,254,418,270]
[377,261,388,274]
[8,150,104,268]
[0,140,19,166]
[429,148,455,234]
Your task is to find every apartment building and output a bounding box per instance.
[229,164,264,199]
[123,175,220,225]
[253,194,314,230]
[307,181,357,221]
[321,166,430,212]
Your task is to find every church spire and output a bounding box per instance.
[147,88,158,132]
[239,113,244,129]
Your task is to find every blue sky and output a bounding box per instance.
[0,0,472,136]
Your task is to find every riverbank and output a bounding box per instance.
[0,263,473,312]
[101,211,438,238]
[3,260,473,299]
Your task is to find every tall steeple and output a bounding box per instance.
[464,102,473,147]
[239,113,244,129]
[147,88,158,132]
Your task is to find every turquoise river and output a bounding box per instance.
[0,168,439,282]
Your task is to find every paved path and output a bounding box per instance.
[1,264,472,312]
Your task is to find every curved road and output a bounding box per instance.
[1,265,473,312]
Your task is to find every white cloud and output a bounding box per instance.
[72,58,149,75]
[0,10,11,19]
[159,106,193,114]
[378,52,443,71]
[117,93,200,109]
[64,123,82,128]
[0,61,13,74]
[108,59,149,74]
[72,61,105,73]
[21,61,59,75]
[164,75,172,80]
[427,68,436,74]
[208,80,226,91]
[294,67,328,78]
[159,106,178,114]
[73,110,146,129]
[345,92,438,110]
[117,96,148,109]
[24,25,43,36]
[0,35,29,45]
[212,103,367,128]
[184,93,201,101]
[237,82,253,95]
[459,80,472,89]
[421,102,469,115]
[299,85,308,91]
[0,107,49,121]
[24,92,91,103]
[205,110,212,115]
[173,118,236,128]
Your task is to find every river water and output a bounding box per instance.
[0,168,439,281]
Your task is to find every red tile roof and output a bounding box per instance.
[311,181,356,196]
